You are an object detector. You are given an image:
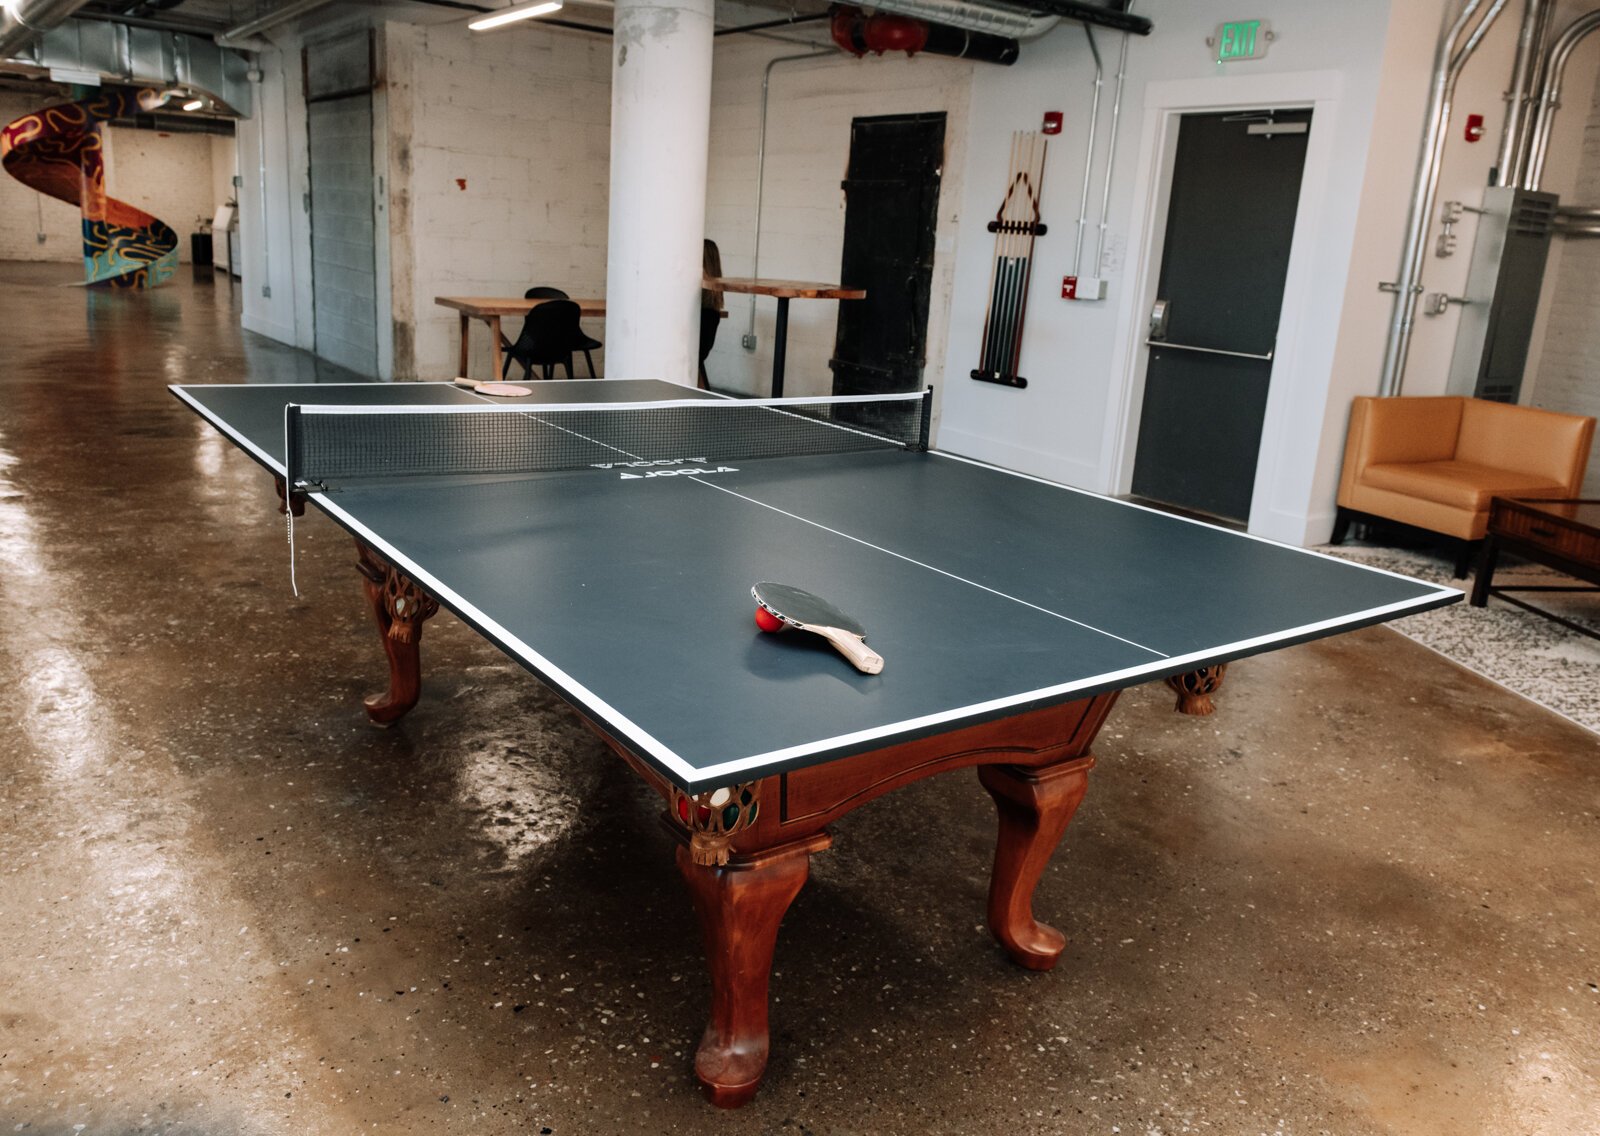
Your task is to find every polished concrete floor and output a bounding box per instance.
[0,262,1596,1135]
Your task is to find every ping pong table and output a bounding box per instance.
[171,377,1459,1106]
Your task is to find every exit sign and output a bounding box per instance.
[1213,19,1271,62]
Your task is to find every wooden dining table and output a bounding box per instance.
[710,277,866,397]
[435,295,606,382]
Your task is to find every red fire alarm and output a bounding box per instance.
[1464,113,1485,142]
[1042,111,1063,135]
[1062,275,1077,299]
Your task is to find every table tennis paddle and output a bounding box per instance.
[752,582,884,674]
[453,376,533,397]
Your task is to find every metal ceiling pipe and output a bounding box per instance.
[0,0,92,59]
[864,0,1057,40]
[1524,8,1600,190]
[1493,0,1549,187]
[1507,0,1555,186]
[746,49,836,348]
[1070,24,1102,278]
[1378,0,1508,398]
[217,0,340,49]
[1091,0,1131,273]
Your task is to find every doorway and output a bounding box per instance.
[1130,109,1311,523]
[830,112,945,396]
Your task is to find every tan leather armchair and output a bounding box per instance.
[1332,396,1594,576]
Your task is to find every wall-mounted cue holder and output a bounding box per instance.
[971,130,1048,390]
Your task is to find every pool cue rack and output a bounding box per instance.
[971,131,1048,390]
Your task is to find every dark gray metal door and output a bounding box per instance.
[1131,109,1311,522]
[830,112,945,396]
[307,94,378,378]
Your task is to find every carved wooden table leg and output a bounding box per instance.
[978,755,1095,971]
[1165,663,1228,715]
[353,540,440,726]
[676,834,829,1108]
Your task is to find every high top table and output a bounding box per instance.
[711,277,866,397]
[435,295,606,382]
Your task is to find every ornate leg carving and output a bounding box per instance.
[1166,663,1227,715]
[978,756,1094,971]
[676,833,826,1108]
[353,541,439,726]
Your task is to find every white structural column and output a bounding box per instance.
[605,0,714,385]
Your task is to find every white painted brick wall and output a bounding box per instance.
[704,42,973,399]
[402,22,612,380]
[1533,65,1600,496]
[0,92,83,263]
[104,126,221,265]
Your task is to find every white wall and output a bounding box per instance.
[940,0,1399,545]
[934,0,1595,545]
[210,133,237,216]
[0,91,80,262]
[1310,0,1598,538]
[394,18,612,382]
[1531,40,1600,496]
[702,41,974,400]
[104,125,218,264]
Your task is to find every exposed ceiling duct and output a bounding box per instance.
[1,18,252,115]
[830,4,1019,63]
[830,0,1148,46]
[856,0,1057,39]
[0,0,94,58]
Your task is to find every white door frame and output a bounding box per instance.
[1098,70,1345,538]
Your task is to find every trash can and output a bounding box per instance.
[191,232,213,267]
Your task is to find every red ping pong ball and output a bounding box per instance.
[754,606,785,633]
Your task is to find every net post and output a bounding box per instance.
[917,387,934,452]
[284,404,304,491]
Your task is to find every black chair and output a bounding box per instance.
[524,286,601,377]
[502,299,581,381]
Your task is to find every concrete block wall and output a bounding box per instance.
[397,21,612,381]
[0,91,87,263]
[703,41,974,399]
[1531,57,1600,496]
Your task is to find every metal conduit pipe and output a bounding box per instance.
[0,0,91,58]
[864,0,1057,39]
[1092,0,1131,273]
[1524,8,1600,190]
[1070,24,1102,278]
[1378,0,1508,398]
[1493,0,1549,186]
[747,49,836,348]
[219,0,340,45]
[1507,0,1556,186]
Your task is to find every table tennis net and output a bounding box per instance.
[285,391,931,489]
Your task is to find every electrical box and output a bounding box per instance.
[1447,186,1558,403]
[1062,275,1107,301]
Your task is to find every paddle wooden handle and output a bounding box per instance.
[453,376,481,389]
[811,625,884,675]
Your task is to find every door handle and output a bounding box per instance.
[1144,339,1274,362]
[1149,299,1170,339]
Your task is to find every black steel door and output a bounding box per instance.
[1131,110,1311,522]
[830,112,945,396]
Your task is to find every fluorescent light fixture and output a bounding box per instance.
[468,0,563,30]
[182,98,204,111]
